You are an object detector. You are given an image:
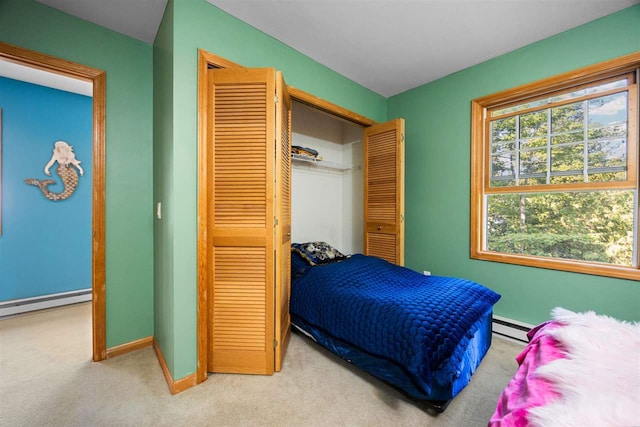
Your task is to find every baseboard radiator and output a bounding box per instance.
[0,292,532,344]
[492,315,534,343]
[0,289,92,317]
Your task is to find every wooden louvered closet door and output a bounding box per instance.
[363,119,405,266]
[207,68,277,374]
[274,71,292,372]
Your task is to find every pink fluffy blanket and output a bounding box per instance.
[488,307,640,427]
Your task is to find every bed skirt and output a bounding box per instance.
[291,307,494,410]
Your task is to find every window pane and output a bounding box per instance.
[491,77,629,117]
[586,92,628,182]
[520,149,547,176]
[520,111,547,138]
[551,79,628,103]
[549,174,584,184]
[551,144,584,174]
[491,99,547,117]
[489,88,630,189]
[588,138,627,170]
[491,153,515,179]
[588,92,628,129]
[486,190,635,266]
[491,117,516,142]
[587,92,628,182]
[520,136,547,149]
[588,123,627,140]
[587,171,627,183]
[518,176,546,186]
[490,117,517,187]
[491,178,516,187]
[551,131,583,145]
[552,101,584,134]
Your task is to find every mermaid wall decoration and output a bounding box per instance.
[25,140,84,201]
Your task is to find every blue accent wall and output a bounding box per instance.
[0,76,92,301]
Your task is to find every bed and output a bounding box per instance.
[289,242,501,411]
[489,307,640,427]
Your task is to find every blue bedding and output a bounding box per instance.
[290,254,501,401]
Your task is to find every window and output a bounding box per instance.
[471,53,640,280]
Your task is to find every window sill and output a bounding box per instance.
[471,249,640,281]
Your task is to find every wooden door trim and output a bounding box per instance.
[197,50,377,126]
[287,87,377,127]
[0,42,107,361]
[197,48,378,382]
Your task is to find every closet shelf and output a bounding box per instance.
[291,153,360,171]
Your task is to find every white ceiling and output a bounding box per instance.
[33,0,639,98]
[35,0,169,45]
[0,59,92,96]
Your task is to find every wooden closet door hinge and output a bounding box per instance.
[274,339,279,347]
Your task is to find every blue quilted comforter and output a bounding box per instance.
[290,254,501,397]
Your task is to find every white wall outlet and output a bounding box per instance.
[423,270,431,276]
[156,202,162,219]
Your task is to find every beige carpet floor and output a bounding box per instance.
[0,302,523,426]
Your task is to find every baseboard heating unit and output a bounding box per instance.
[0,289,91,317]
[492,315,534,343]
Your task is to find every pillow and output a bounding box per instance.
[291,250,310,279]
[291,241,349,266]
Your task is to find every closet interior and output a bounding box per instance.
[291,101,365,255]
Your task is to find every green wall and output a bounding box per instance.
[388,5,640,326]
[0,0,154,347]
[151,0,388,380]
[153,0,176,375]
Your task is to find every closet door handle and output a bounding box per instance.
[377,225,382,231]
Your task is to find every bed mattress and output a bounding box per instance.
[290,253,500,406]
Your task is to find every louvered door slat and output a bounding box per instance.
[212,246,266,352]
[366,233,397,264]
[367,130,396,223]
[214,79,267,229]
[208,68,276,375]
[364,119,405,266]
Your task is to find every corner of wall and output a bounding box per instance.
[152,0,177,381]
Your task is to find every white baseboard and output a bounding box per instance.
[492,315,534,343]
[0,289,92,317]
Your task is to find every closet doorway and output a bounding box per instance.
[0,42,107,361]
[197,49,404,382]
